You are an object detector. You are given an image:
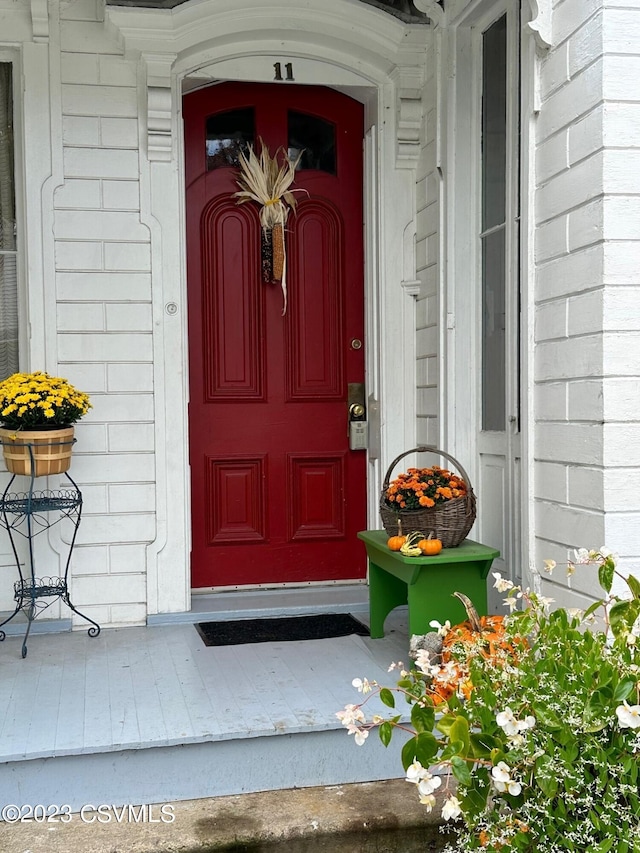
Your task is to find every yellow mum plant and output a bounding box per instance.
[0,372,91,430]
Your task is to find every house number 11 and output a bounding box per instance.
[274,62,295,81]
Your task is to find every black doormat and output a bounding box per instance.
[195,613,370,647]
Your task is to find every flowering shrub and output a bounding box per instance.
[338,549,640,852]
[0,372,91,429]
[384,466,468,510]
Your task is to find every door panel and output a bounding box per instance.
[184,82,366,588]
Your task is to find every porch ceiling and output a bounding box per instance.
[104,0,433,25]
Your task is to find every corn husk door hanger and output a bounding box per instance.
[234,140,304,315]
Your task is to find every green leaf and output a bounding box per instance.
[379,688,395,709]
[436,714,457,737]
[534,755,558,798]
[584,599,604,620]
[532,704,562,731]
[627,574,640,600]
[610,599,640,640]
[470,732,499,758]
[378,722,393,747]
[449,716,470,756]
[613,678,636,703]
[450,755,472,786]
[401,732,439,771]
[599,557,615,594]
[410,703,435,734]
[591,841,614,853]
[441,740,465,760]
[460,768,489,817]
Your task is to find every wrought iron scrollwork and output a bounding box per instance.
[0,446,100,657]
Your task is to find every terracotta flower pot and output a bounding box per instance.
[0,426,75,477]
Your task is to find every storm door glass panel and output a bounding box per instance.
[206,108,254,171]
[0,63,18,379]
[481,15,507,431]
[288,111,336,173]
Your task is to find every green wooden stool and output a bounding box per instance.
[357,530,500,639]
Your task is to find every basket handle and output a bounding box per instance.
[382,446,474,493]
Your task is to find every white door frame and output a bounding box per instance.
[106,0,429,614]
[444,0,533,597]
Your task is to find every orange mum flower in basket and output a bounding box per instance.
[384,464,467,511]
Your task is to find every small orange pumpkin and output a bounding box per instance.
[418,534,443,556]
[388,534,406,551]
[387,520,407,551]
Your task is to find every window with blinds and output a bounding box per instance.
[0,63,17,380]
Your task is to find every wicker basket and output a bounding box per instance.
[0,426,75,477]
[379,446,476,548]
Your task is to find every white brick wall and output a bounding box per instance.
[53,0,151,627]
[533,1,640,601]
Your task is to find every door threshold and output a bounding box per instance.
[148,583,370,627]
[194,578,366,594]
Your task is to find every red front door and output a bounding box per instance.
[184,82,366,588]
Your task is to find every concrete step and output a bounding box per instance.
[0,780,452,852]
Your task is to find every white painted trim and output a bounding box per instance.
[519,4,539,593]
[444,0,531,587]
[525,0,552,51]
[29,0,49,43]
[106,0,427,612]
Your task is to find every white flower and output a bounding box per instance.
[354,728,369,746]
[387,661,404,672]
[405,759,426,784]
[419,793,436,811]
[493,572,514,592]
[496,709,534,737]
[336,704,365,727]
[352,677,374,694]
[599,546,618,565]
[491,762,521,796]
[429,619,451,637]
[572,548,591,564]
[496,708,519,736]
[441,795,462,821]
[414,649,432,674]
[417,774,442,797]
[537,595,555,609]
[491,761,511,785]
[616,701,640,729]
[543,559,556,574]
[504,596,518,613]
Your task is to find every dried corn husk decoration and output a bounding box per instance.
[234,140,303,314]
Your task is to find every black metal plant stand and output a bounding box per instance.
[0,442,100,658]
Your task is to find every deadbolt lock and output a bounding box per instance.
[347,383,367,450]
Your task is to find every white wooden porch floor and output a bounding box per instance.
[0,599,411,809]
